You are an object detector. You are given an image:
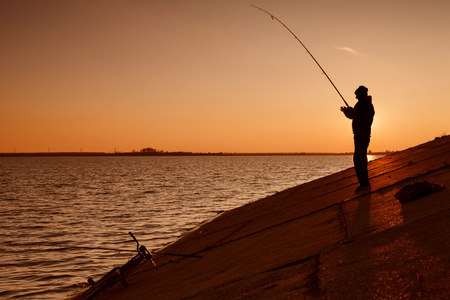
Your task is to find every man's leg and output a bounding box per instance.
[354,136,370,187]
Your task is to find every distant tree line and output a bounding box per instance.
[140,147,161,153]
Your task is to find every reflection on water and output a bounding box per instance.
[367,155,378,162]
[0,155,377,299]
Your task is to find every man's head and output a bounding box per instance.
[355,86,368,99]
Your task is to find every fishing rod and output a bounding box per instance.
[83,232,203,299]
[128,232,203,259]
[250,5,349,107]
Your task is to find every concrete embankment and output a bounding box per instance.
[75,135,450,299]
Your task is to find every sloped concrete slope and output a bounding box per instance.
[84,136,449,299]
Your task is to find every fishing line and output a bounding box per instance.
[54,246,134,252]
[250,5,349,107]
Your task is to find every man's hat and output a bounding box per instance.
[355,85,368,95]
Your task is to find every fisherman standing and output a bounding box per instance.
[341,86,375,192]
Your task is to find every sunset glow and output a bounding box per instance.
[1,0,449,153]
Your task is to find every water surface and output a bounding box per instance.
[0,155,377,299]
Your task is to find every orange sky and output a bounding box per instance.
[1,0,449,153]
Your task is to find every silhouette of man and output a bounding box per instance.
[341,85,375,192]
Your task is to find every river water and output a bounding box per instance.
[0,155,379,299]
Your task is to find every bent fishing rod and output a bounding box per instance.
[250,5,349,108]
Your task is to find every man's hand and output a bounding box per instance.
[340,106,354,119]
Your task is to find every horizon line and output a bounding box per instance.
[0,150,392,157]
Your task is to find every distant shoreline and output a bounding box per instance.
[0,151,391,157]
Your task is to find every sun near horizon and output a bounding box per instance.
[1,1,449,154]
